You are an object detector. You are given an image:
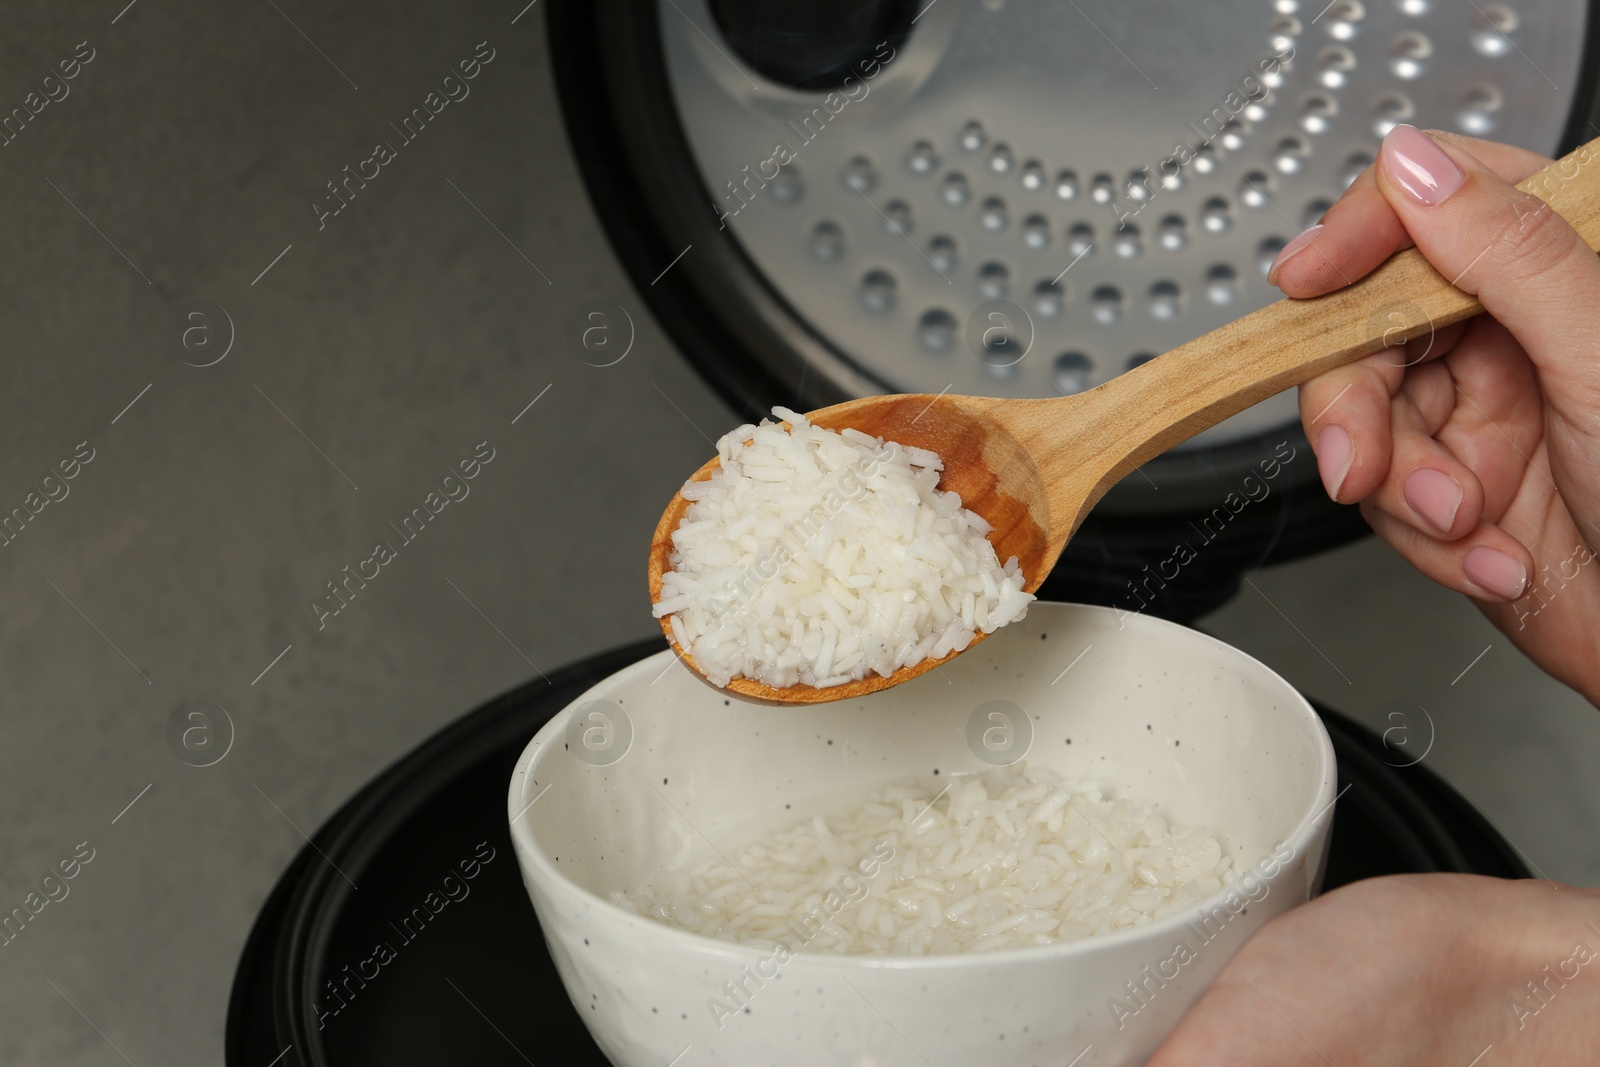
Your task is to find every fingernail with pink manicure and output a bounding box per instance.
[1402,468,1462,533]
[1381,124,1466,206]
[1463,547,1528,600]
[1267,224,1323,288]
[1316,425,1353,502]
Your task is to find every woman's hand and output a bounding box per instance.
[1147,874,1600,1065]
[1275,127,1600,705]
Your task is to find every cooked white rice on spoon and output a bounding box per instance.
[653,406,1034,690]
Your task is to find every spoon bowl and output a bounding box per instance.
[649,138,1600,705]
[647,394,1055,703]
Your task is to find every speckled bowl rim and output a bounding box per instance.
[508,602,1337,971]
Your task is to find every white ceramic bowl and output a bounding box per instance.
[508,602,1336,1067]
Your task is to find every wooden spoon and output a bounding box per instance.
[649,136,1600,705]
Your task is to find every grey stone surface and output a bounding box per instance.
[0,2,728,1063]
[0,2,1595,1065]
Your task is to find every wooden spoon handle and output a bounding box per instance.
[1069,133,1600,491]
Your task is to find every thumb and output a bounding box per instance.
[1374,126,1600,414]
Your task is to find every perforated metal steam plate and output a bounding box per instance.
[661,0,1586,449]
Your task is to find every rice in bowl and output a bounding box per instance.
[612,763,1233,956]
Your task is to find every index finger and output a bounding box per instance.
[1270,134,1553,298]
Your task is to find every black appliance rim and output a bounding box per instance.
[226,636,1534,1066]
[544,0,1595,546]
[543,0,1381,579]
